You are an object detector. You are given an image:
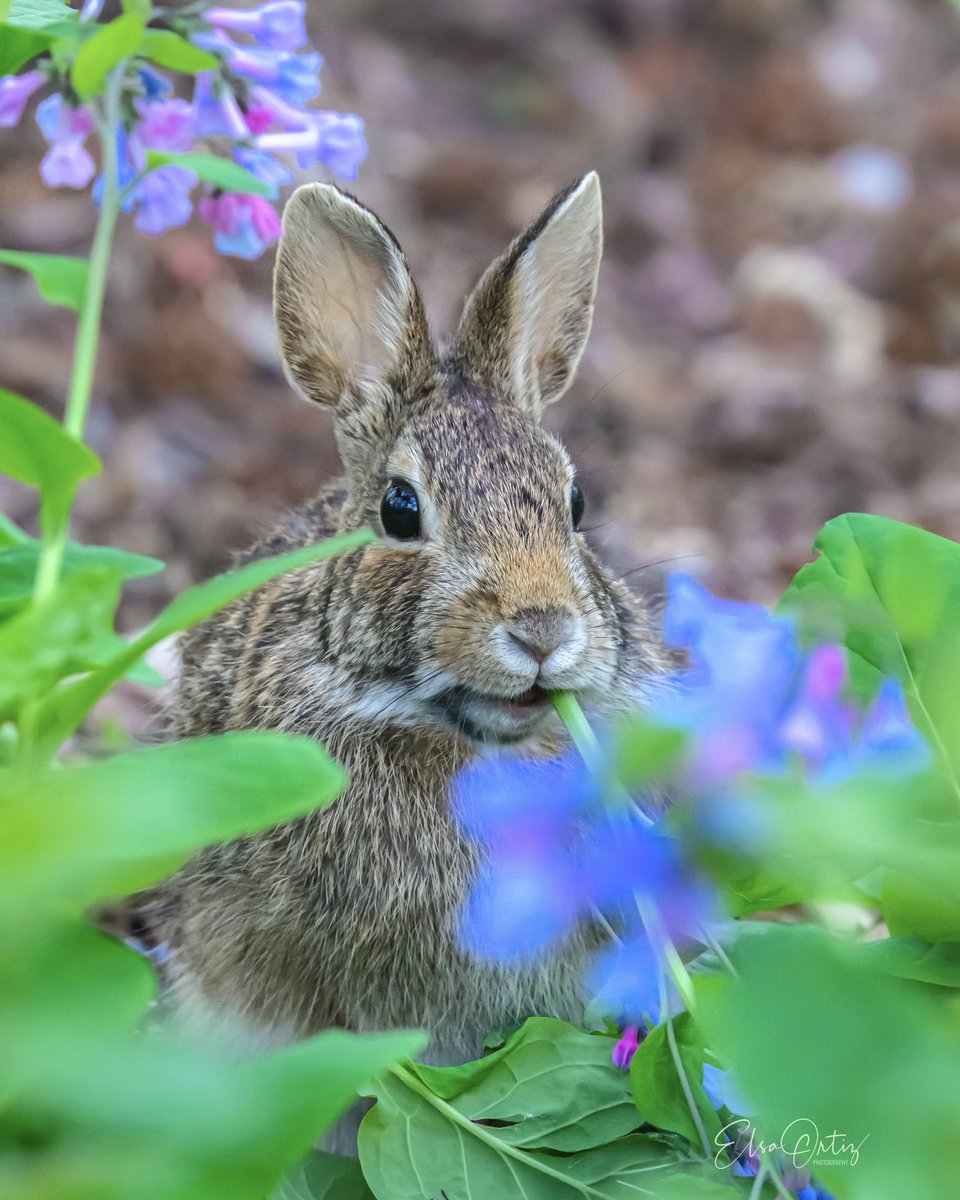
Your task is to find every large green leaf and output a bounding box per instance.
[33,528,375,753]
[630,1013,722,1152]
[0,0,77,71]
[145,150,273,197]
[410,1017,639,1151]
[695,925,960,1200]
[0,388,99,539]
[1,730,347,913]
[0,539,163,614]
[360,1067,736,1200]
[2,1024,424,1200]
[136,28,217,72]
[0,249,89,311]
[71,10,145,98]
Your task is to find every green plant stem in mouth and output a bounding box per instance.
[32,68,125,606]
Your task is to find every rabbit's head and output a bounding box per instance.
[273,174,657,745]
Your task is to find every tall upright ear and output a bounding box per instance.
[274,183,433,471]
[450,172,602,418]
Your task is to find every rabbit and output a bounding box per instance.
[148,172,671,1151]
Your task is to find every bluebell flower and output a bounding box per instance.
[131,165,196,235]
[192,71,249,138]
[206,0,306,51]
[196,30,322,107]
[311,111,366,178]
[198,192,281,259]
[459,846,582,963]
[232,144,292,195]
[702,1064,751,1114]
[657,574,800,783]
[0,70,45,128]
[138,66,172,101]
[35,94,96,189]
[587,935,660,1025]
[135,97,197,152]
[855,679,930,778]
[452,751,591,845]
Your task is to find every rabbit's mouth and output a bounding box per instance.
[437,683,552,744]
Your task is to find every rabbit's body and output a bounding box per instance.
[151,175,669,1144]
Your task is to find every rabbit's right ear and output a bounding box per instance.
[274,184,432,471]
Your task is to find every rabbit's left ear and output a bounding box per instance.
[450,172,602,418]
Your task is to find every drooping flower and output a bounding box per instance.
[198,192,282,259]
[192,72,249,138]
[194,29,322,107]
[0,70,45,128]
[35,94,96,189]
[232,144,293,193]
[588,935,660,1025]
[135,97,198,152]
[612,1024,641,1070]
[138,65,172,101]
[206,0,306,51]
[312,111,366,179]
[131,166,197,235]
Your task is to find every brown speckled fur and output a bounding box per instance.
[149,175,671,1149]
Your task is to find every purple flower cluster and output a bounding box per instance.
[657,574,928,789]
[452,750,714,1024]
[0,0,366,258]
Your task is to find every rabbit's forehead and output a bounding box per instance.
[396,402,572,509]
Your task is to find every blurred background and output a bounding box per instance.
[3,0,960,662]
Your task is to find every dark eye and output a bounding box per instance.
[570,481,585,529]
[380,478,421,540]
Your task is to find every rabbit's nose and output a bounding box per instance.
[504,607,577,665]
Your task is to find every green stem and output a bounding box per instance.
[657,967,711,1161]
[549,689,653,825]
[32,69,125,606]
[550,688,604,771]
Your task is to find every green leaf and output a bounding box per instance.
[33,528,376,753]
[275,1150,375,1200]
[360,1066,736,1200]
[0,567,120,718]
[1,730,348,912]
[6,0,75,31]
[882,870,960,944]
[408,1017,639,1151]
[71,10,145,98]
[145,149,273,197]
[0,388,100,539]
[3,1023,424,1200]
[0,24,48,72]
[0,539,163,614]
[136,28,216,72]
[630,1013,722,1152]
[854,937,960,988]
[695,924,960,1200]
[0,249,89,311]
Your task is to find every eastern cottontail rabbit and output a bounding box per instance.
[151,173,669,1148]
